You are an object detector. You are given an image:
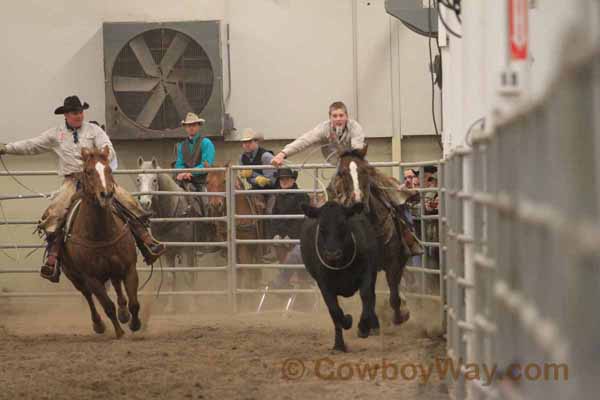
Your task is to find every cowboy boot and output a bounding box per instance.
[393,205,424,257]
[40,233,62,283]
[129,220,167,264]
[403,228,425,256]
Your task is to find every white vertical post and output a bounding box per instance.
[227,167,238,313]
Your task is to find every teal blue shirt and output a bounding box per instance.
[175,135,215,175]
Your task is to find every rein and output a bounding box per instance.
[315,223,357,271]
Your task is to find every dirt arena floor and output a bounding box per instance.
[0,290,450,400]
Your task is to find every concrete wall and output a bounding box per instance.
[0,0,440,143]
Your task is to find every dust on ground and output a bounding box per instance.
[0,292,450,400]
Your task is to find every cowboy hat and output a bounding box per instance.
[274,168,298,180]
[240,128,263,142]
[181,112,206,125]
[54,96,89,115]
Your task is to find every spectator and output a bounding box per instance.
[175,112,215,193]
[424,172,439,215]
[270,168,310,240]
[238,128,275,193]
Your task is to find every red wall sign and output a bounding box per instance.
[509,0,529,60]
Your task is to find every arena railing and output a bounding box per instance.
[0,161,444,322]
[441,49,600,399]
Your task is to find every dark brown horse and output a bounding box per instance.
[61,146,141,338]
[331,148,411,325]
[205,164,264,289]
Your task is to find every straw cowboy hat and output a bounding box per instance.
[181,112,206,126]
[240,128,263,142]
[54,96,89,115]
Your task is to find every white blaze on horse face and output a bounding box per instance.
[95,162,107,190]
[138,173,154,207]
[349,161,362,202]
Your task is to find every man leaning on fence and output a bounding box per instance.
[0,96,166,283]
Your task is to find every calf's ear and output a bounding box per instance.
[301,203,321,219]
[344,202,364,217]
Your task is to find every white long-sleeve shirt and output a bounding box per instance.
[281,119,366,161]
[5,122,117,176]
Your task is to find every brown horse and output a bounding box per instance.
[61,146,141,338]
[331,148,411,325]
[205,164,264,289]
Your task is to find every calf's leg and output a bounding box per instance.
[319,284,352,352]
[358,272,379,338]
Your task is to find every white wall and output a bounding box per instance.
[529,0,597,99]
[0,0,439,144]
[439,0,598,154]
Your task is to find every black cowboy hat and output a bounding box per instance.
[275,168,298,180]
[54,95,89,115]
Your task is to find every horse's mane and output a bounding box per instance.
[338,149,366,161]
[157,172,184,192]
[337,150,374,177]
[138,160,183,193]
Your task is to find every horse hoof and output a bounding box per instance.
[357,320,370,338]
[371,328,380,336]
[332,344,348,353]
[393,310,410,325]
[118,309,130,324]
[93,321,106,334]
[115,328,125,339]
[342,314,353,330]
[129,318,141,332]
[357,328,369,338]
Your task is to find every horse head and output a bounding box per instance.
[136,156,159,211]
[335,145,371,206]
[205,161,230,215]
[80,146,115,208]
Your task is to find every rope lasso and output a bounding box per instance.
[0,156,52,200]
[0,155,51,263]
[279,144,335,203]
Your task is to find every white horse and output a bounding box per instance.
[135,157,198,311]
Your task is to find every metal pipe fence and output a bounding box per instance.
[441,50,600,399]
[0,159,444,319]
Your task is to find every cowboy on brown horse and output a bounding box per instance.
[0,96,166,283]
[271,100,424,256]
[63,146,141,338]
